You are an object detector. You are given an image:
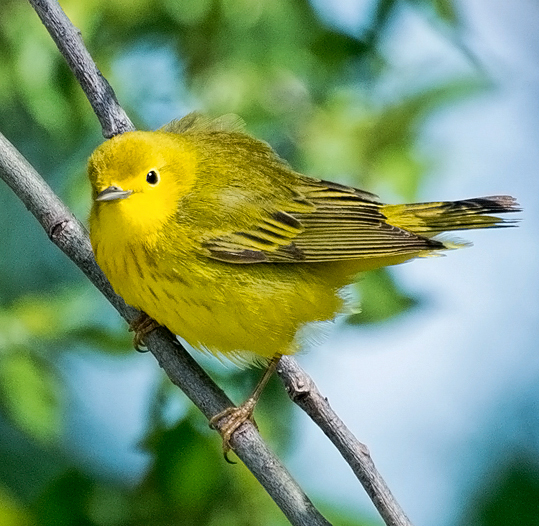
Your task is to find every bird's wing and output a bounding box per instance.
[201,178,445,264]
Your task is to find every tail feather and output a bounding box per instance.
[382,195,521,237]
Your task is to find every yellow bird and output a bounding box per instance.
[88,113,519,447]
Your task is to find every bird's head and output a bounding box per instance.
[88,131,198,238]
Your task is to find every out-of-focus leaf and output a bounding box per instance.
[15,37,71,134]
[140,415,291,525]
[66,326,132,354]
[162,0,212,25]
[32,470,93,526]
[0,288,130,355]
[434,0,458,23]
[460,455,539,526]
[347,269,418,325]
[0,485,33,526]
[87,484,130,526]
[301,79,482,202]
[0,415,65,503]
[410,0,459,26]
[0,352,63,442]
[319,501,379,526]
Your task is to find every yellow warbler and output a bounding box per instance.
[88,113,518,356]
[88,113,518,445]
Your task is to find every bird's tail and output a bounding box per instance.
[382,195,521,238]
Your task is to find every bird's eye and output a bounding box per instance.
[146,170,160,186]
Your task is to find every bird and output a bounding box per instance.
[87,112,520,451]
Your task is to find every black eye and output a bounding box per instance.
[146,170,159,185]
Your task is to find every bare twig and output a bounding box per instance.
[278,357,413,526]
[0,132,331,526]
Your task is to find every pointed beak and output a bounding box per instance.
[95,185,133,202]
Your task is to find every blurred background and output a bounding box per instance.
[0,0,538,524]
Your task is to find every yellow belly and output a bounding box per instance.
[90,204,427,360]
[92,234,345,360]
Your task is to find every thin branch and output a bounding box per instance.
[28,0,134,138]
[0,132,331,526]
[278,357,413,526]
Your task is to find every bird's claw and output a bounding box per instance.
[129,313,160,352]
[209,398,258,462]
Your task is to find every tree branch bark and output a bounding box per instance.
[2,1,417,525]
[278,356,413,526]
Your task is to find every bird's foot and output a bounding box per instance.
[209,398,258,463]
[129,313,160,351]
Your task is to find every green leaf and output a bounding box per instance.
[461,455,539,526]
[433,0,458,24]
[32,470,93,526]
[409,0,460,26]
[347,269,418,325]
[0,353,63,442]
[0,288,131,355]
[0,484,33,526]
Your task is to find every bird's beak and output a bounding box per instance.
[95,185,133,202]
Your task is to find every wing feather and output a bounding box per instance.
[203,178,444,264]
[158,114,517,266]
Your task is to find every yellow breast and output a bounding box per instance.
[93,237,342,359]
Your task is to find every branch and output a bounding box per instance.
[278,357,413,526]
[28,0,134,138]
[0,132,331,526]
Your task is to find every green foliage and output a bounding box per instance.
[0,352,62,443]
[411,0,459,25]
[0,485,33,526]
[348,269,418,325]
[299,79,481,201]
[459,455,539,526]
[0,409,370,526]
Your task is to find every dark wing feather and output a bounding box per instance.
[203,178,444,264]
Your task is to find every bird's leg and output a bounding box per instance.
[210,353,282,459]
[129,312,160,351]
